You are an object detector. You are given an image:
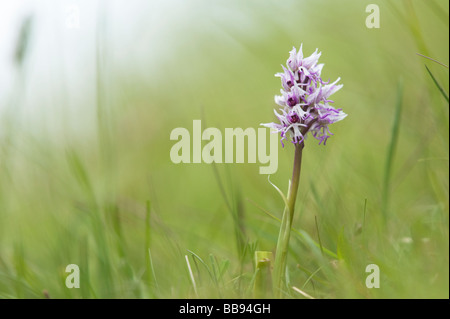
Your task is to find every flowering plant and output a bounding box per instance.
[262,44,346,146]
[260,45,346,297]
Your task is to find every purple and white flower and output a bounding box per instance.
[262,44,346,146]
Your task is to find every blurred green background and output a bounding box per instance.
[0,0,448,299]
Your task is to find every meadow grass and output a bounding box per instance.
[0,0,448,299]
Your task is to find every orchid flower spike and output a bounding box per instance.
[262,44,346,146]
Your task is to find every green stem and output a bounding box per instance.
[273,143,303,298]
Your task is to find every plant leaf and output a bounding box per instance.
[425,65,449,103]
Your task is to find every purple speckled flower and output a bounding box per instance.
[262,44,346,146]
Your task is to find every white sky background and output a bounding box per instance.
[0,0,294,139]
[0,0,191,136]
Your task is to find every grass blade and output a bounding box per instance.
[314,216,324,256]
[416,53,448,68]
[382,80,403,221]
[425,65,449,103]
[185,255,198,297]
[145,200,152,288]
[148,248,160,295]
[292,286,315,299]
[187,250,214,282]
